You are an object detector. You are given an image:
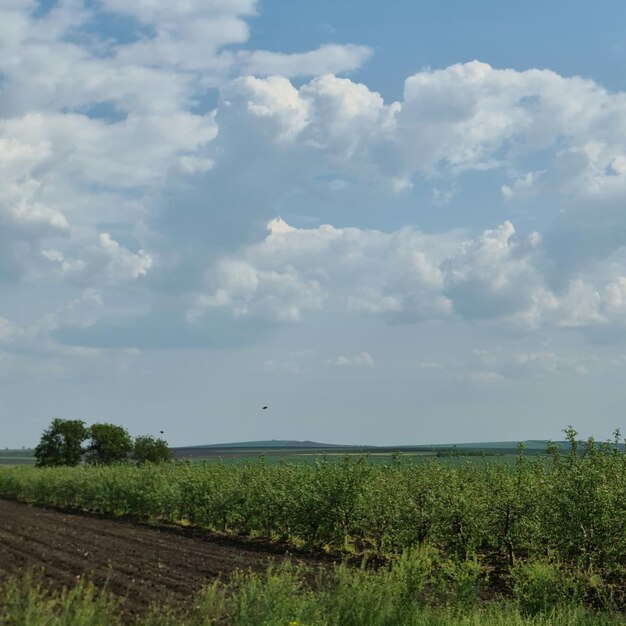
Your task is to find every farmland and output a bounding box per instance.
[0,449,36,466]
[172,439,549,465]
[0,440,547,467]
[0,498,307,610]
[2,432,626,623]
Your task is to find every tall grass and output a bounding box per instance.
[0,571,122,626]
[2,557,626,626]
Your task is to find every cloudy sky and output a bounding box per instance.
[3,0,626,447]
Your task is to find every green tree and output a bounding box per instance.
[85,423,133,465]
[133,435,172,464]
[34,418,88,467]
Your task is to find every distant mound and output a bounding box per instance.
[189,440,353,449]
[452,440,550,450]
[175,438,624,454]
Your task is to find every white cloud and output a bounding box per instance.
[189,257,325,322]
[465,371,505,384]
[212,63,626,267]
[189,219,458,324]
[238,44,372,77]
[442,221,544,320]
[471,348,594,379]
[0,317,16,343]
[100,0,257,72]
[185,217,626,338]
[327,352,375,369]
[262,349,374,375]
[5,0,626,361]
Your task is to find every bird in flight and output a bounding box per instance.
[262,406,268,410]
[159,430,164,434]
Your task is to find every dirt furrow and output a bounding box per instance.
[0,499,318,610]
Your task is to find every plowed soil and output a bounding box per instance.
[0,499,320,612]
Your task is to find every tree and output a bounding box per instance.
[34,418,88,467]
[85,423,133,465]
[133,435,172,464]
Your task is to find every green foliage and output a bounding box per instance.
[85,423,133,465]
[3,562,626,626]
[0,570,122,626]
[34,418,88,468]
[133,435,172,465]
[510,558,578,615]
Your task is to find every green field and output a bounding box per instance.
[171,438,557,466]
[0,440,546,467]
[184,451,531,467]
[0,449,35,466]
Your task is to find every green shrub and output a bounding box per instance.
[510,558,579,615]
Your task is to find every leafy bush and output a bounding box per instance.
[133,435,172,465]
[510,558,580,615]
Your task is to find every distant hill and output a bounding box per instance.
[180,439,550,451]
[451,440,551,450]
[188,440,356,449]
[175,438,624,453]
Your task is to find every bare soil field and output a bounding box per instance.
[0,499,320,612]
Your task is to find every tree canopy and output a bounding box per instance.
[133,435,173,464]
[34,418,172,467]
[34,418,88,468]
[85,423,133,465]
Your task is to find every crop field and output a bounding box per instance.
[0,499,310,611]
[172,441,543,466]
[2,434,626,624]
[0,449,35,466]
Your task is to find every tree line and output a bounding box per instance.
[34,418,172,467]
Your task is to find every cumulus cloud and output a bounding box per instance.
[6,0,626,358]
[213,61,626,186]
[0,136,69,282]
[442,222,543,320]
[185,217,626,337]
[204,62,626,271]
[0,0,373,351]
[188,218,458,324]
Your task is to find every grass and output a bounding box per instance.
[0,571,121,626]
[2,558,626,626]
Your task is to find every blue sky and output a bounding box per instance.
[247,1,626,97]
[3,0,626,447]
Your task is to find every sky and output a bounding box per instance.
[3,1,626,447]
